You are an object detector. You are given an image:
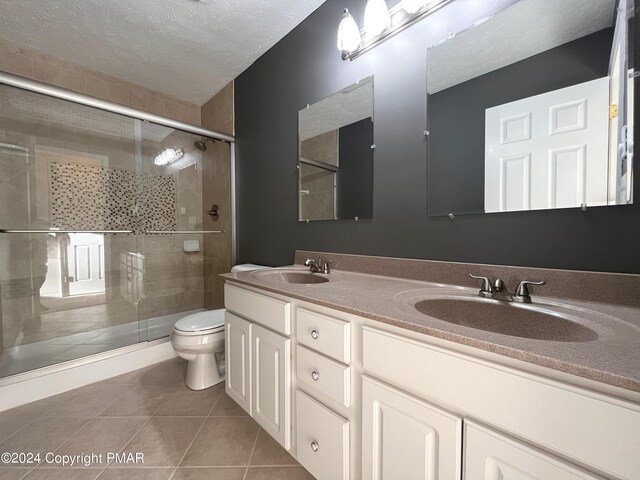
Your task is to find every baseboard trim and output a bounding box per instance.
[0,339,177,412]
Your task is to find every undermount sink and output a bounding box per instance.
[250,269,331,285]
[402,291,600,342]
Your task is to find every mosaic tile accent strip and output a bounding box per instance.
[50,162,176,232]
[139,174,178,233]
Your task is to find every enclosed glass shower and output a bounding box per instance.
[0,77,233,378]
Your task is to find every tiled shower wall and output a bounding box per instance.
[201,82,234,309]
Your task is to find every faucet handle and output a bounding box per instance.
[514,280,545,303]
[469,274,494,297]
[493,278,506,292]
[322,260,332,274]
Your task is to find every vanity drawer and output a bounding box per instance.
[362,326,640,480]
[296,308,350,363]
[296,389,350,480]
[296,345,351,407]
[225,283,291,335]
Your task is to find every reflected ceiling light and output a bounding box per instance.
[338,0,452,61]
[337,9,362,55]
[154,147,184,166]
[364,0,391,37]
[401,0,431,14]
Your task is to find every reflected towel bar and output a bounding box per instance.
[0,229,134,234]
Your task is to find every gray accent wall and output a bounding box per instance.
[235,0,640,274]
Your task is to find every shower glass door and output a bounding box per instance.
[0,83,142,377]
[136,121,210,341]
[0,82,224,378]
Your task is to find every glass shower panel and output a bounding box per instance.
[136,122,207,341]
[0,84,142,377]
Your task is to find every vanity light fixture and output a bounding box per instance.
[337,9,362,53]
[154,147,184,166]
[364,0,391,37]
[338,0,453,60]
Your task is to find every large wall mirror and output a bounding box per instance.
[298,77,374,222]
[427,0,634,216]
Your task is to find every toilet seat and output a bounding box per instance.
[173,310,225,335]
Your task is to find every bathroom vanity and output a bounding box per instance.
[221,252,640,480]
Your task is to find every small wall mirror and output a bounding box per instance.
[427,0,634,216]
[298,77,374,222]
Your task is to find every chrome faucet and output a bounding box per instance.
[513,280,546,303]
[305,258,332,274]
[304,258,322,273]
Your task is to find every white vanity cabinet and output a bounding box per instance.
[224,284,292,449]
[224,282,640,480]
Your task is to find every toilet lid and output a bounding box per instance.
[174,310,225,333]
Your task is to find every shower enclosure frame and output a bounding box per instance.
[0,70,238,265]
[0,70,237,385]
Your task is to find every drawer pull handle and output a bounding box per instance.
[311,330,319,339]
[311,371,320,381]
[311,441,319,452]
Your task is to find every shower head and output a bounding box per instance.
[194,138,213,151]
[0,142,29,157]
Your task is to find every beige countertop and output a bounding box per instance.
[221,262,640,395]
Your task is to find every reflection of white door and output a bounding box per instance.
[66,233,105,295]
[485,78,609,212]
[609,0,632,204]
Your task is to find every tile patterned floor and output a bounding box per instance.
[0,359,314,480]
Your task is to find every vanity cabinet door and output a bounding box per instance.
[464,421,604,480]
[225,312,252,414]
[362,376,463,480]
[251,323,291,449]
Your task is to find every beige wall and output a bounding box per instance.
[200,82,234,309]
[0,39,201,125]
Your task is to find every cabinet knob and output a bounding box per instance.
[311,330,319,339]
[311,371,320,381]
[310,441,319,452]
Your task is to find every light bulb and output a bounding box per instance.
[401,0,430,14]
[337,8,361,53]
[364,0,391,37]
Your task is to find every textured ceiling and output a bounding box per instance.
[427,0,616,94]
[0,0,326,105]
[299,78,374,140]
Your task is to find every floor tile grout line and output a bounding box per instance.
[0,388,74,446]
[167,415,209,479]
[1,393,116,474]
[45,386,128,462]
[96,414,156,477]
[206,386,225,417]
[24,382,133,471]
[96,377,181,475]
[242,428,262,480]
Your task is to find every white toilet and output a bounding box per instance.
[171,264,268,390]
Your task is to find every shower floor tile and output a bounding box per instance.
[0,358,310,479]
